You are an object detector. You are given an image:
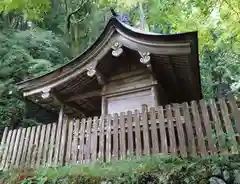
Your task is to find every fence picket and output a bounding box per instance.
[0,130,12,170]
[157,106,168,154]
[106,115,112,162]
[98,116,105,161]
[59,118,68,165]
[127,111,134,155]
[66,120,74,163]
[142,106,150,155]
[219,98,238,153]
[113,113,119,160]
[134,110,142,157]
[79,119,86,163]
[48,123,56,166]
[21,127,31,167]
[54,109,64,165]
[85,117,92,163]
[0,127,8,158]
[119,112,126,160]
[72,119,80,163]
[36,125,46,167]
[10,128,21,168]
[15,128,26,168]
[31,126,41,168]
[191,101,208,156]
[91,117,99,161]
[173,104,187,157]
[166,105,177,155]
[150,107,159,154]
[182,103,196,156]
[41,124,51,166]
[4,129,17,170]
[227,94,240,133]
[199,100,217,155]
[26,127,36,166]
[209,99,226,153]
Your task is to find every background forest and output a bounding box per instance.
[0,0,239,130]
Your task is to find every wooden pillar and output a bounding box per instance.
[58,104,64,124]
[151,84,159,107]
[101,96,107,115]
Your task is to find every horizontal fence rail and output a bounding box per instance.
[0,95,240,170]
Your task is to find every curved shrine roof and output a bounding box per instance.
[16,17,202,116]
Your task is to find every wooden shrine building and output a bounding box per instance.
[16,17,202,118]
[2,16,240,170]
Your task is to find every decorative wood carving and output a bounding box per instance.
[111,41,123,57]
[138,51,155,78]
[41,88,51,99]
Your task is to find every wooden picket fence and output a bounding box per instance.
[1,95,240,170]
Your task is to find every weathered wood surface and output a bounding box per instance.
[1,95,240,170]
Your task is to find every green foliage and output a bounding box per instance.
[1,154,240,184]
[0,0,51,20]
[0,25,70,129]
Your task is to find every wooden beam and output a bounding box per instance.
[87,67,107,85]
[96,70,107,85]
[52,92,86,117]
[66,90,101,102]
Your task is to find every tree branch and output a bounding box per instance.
[66,0,87,32]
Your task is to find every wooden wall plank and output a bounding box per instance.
[182,103,196,156]
[78,119,86,164]
[66,120,74,163]
[0,130,12,170]
[199,100,217,155]
[191,101,208,156]
[142,106,150,155]
[59,118,68,165]
[20,127,31,167]
[36,125,46,168]
[150,107,159,154]
[85,117,92,164]
[219,98,238,153]
[26,127,36,167]
[98,116,105,161]
[227,94,240,133]
[91,117,99,161]
[127,111,134,155]
[15,128,26,168]
[157,106,168,154]
[113,113,119,160]
[173,104,187,157]
[72,119,80,163]
[134,110,142,157]
[209,99,226,153]
[32,126,41,168]
[119,112,126,159]
[4,129,16,170]
[106,115,112,162]
[10,128,21,168]
[166,105,177,155]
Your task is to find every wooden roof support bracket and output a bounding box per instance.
[138,51,156,79]
[87,67,107,85]
[111,41,123,57]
